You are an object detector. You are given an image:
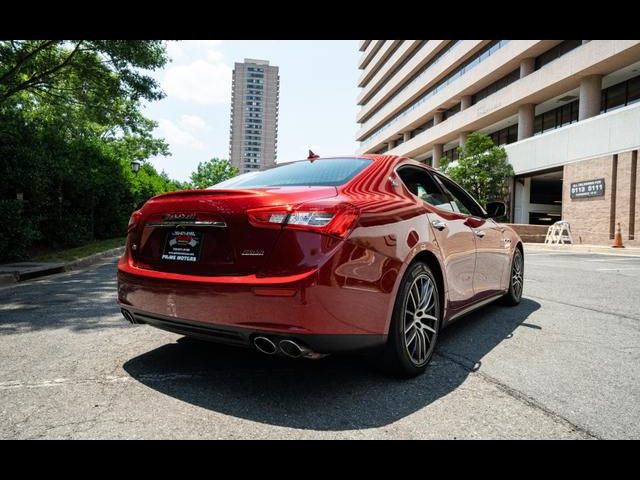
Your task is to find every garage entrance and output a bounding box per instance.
[513,168,563,225]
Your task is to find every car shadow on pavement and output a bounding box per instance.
[123,297,541,431]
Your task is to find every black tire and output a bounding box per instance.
[500,248,524,306]
[380,262,441,378]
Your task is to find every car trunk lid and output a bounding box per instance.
[131,186,337,276]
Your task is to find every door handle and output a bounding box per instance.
[474,230,486,238]
[431,220,447,231]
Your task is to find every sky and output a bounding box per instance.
[143,40,361,182]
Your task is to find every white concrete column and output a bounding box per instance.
[388,139,395,150]
[461,95,472,110]
[433,111,443,125]
[459,131,469,147]
[578,75,603,121]
[513,177,531,224]
[519,58,535,78]
[432,144,443,169]
[517,103,536,140]
[403,132,411,142]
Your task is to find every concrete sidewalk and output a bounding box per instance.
[0,246,124,285]
[524,242,640,256]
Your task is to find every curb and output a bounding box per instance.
[64,246,125,272]
[0,273,18,285]
[0,246,125,285]
[524,243,640,256]
[0,264,65,285]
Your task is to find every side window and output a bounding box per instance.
[434,174,485,217]
[397,166,453,211]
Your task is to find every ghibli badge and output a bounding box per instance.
[241,249,265,256]
[164,213,197,222]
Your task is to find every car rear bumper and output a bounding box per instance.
[117,254,391,351]
[119,306,385,353]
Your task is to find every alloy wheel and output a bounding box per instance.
[403,273,438,366]
[512,250,523,300]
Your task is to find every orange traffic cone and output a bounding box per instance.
[612,223,625,248]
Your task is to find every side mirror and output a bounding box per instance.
[485,201,506,219]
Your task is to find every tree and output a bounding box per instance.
[440,132,514,207]
[159,171,192,192]
[0,40,185,260]
[190,158,239,189]
[0,40,167,106]
[0,40,171,153]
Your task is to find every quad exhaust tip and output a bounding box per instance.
[253,336,278,355]
[279,339,307,359]
[121,309,136,324]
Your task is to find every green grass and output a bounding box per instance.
[33,237,126,263]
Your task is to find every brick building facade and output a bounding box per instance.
[563,150,638,246]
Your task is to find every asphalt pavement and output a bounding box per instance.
[1,250,638,439]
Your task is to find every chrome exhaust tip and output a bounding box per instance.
[121,309,136,324]
[254,336,278,355]
[279,339,307,359]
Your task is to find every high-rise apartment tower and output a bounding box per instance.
[229,59,279,173]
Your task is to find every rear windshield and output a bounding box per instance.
[211,157,372,188]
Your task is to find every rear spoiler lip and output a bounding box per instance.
[149,186,339,201]
[149,188,260,201]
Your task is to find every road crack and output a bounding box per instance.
[525,294,640,324]
[435,350,601,440]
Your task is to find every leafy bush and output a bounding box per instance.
[0,200,39,260]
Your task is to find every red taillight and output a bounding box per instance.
[247,205,291,230]
[127,211,142,233]
[247,201,360,239]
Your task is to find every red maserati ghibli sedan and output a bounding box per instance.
[117,155,523,377]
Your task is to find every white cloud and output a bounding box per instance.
[180,114,207,131]
[163,59,232,105]
[165,41,184,61]
[162,41,230,105]
[159,118,205,150]
[152,41,230,172]
[191,40,222,49]
[166,40,223,61]
[206,50,225,62]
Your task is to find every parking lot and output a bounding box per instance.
[1,250,639,439]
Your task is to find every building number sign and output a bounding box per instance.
[570,178,605,199]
